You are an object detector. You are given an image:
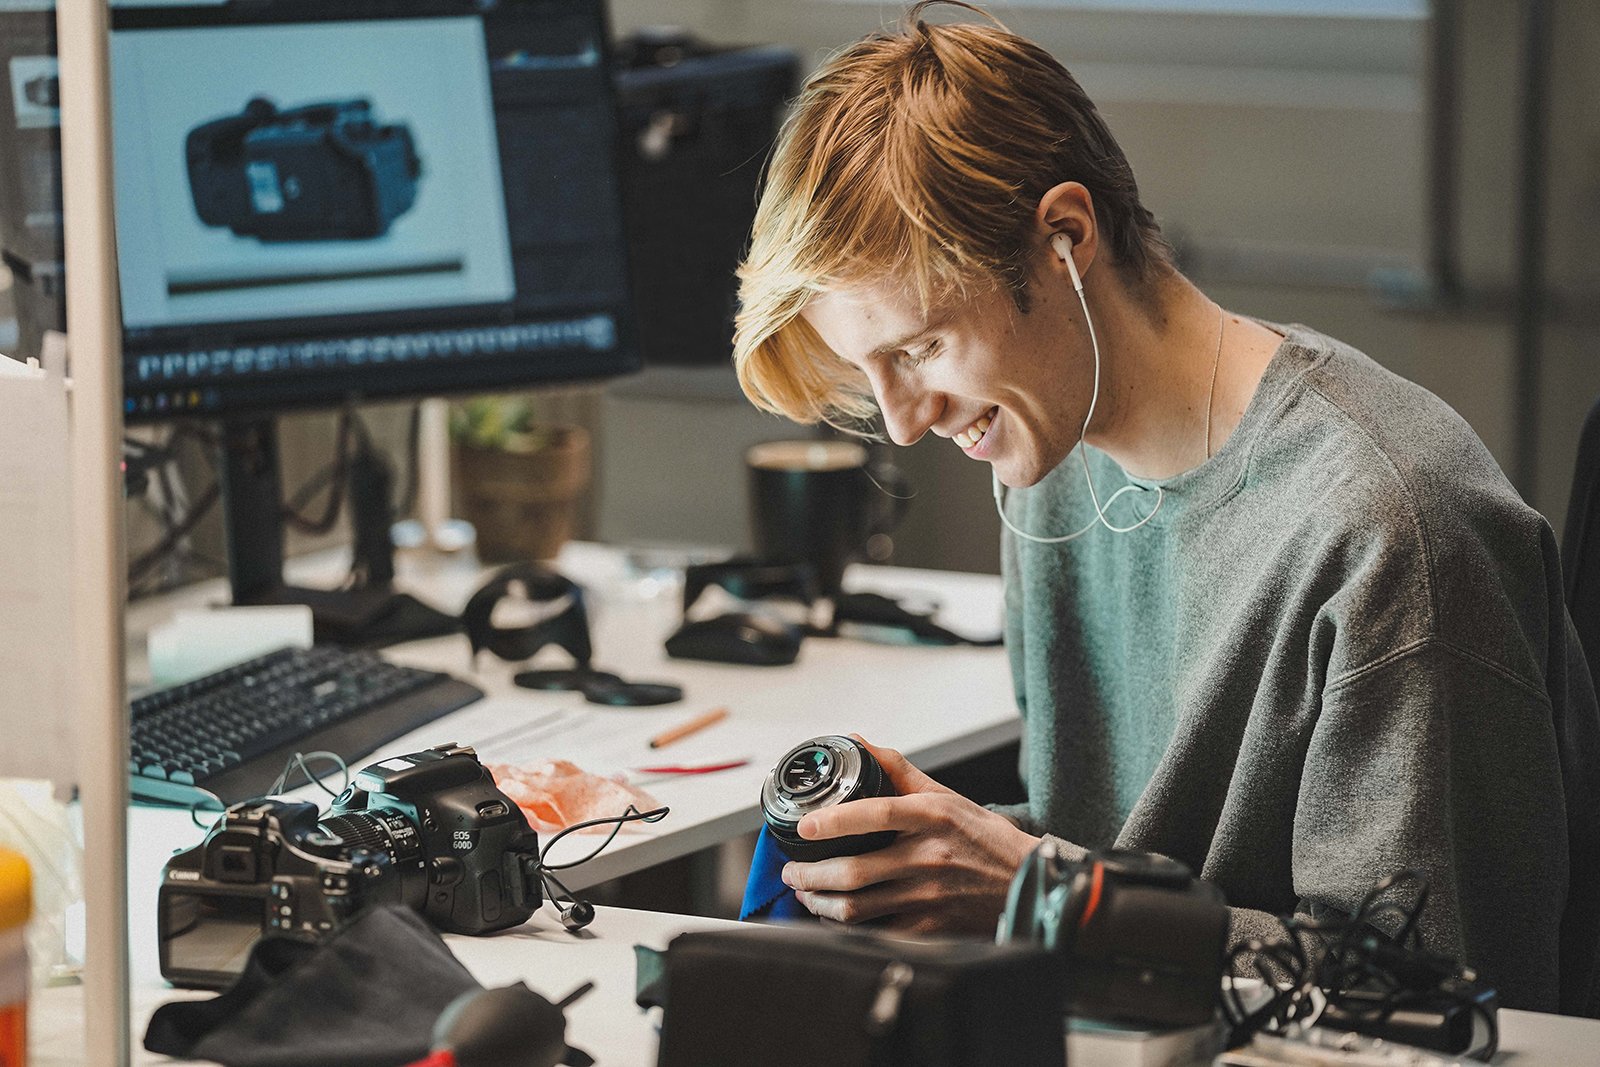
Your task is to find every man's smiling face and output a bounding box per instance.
[800,265,1091,489]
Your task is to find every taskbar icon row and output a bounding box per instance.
[124,314,620,391]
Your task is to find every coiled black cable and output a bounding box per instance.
[1221,869,1498,1060]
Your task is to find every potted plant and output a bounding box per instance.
[450,396,592,562]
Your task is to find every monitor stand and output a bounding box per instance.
[220,417,461,648]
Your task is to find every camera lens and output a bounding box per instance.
[761,735,896,863]
[779,745,834,797]
[317,810,426,906]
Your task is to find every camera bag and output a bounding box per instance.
[635,925,1067,1067]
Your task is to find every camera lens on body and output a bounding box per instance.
[317,810,424,876]
[761,735,897,862]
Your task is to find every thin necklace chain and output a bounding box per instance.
[1203,305,1226,460]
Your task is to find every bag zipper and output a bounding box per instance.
[865,960,915,1037]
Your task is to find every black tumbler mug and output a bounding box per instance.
[746,440,909,597]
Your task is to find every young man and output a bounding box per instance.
[731,2,1600,1016]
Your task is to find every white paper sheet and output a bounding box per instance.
[408,696,657,777]
[146,604,314,687]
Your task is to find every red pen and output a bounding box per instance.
[632,758,750,776]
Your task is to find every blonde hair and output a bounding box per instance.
[733,1,1172,428]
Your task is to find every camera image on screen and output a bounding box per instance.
[22,72,57,109]
[9,55,59,131]
[111,15,520,333]
[185,96,422,242]
[157,744,543,989]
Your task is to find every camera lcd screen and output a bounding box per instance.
[160,890,265,979]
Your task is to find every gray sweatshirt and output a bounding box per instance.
[997,323,1600,1015]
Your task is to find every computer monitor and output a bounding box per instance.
[103,0,639,637]
[111,0,636,420]
[0,6,65,362]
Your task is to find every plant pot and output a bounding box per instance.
[453,425,592,562]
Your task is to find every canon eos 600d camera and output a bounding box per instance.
[158,744,541,988]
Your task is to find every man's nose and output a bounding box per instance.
[875,375,941,447]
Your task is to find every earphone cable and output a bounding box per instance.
[1071,281,1165,534]
[539,867,581,910]
[993,264,1163,543]
[539,804,670,871]
[269,750,351,799]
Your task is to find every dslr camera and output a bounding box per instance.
[998,841,1229,1028]
[158,744,542,989]
[185,96,422,242]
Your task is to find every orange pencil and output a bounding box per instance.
[648,707,729,749]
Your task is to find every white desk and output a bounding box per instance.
[125,542,1020,890]
[33,543,1023,1062]
[53,545,1600,1065]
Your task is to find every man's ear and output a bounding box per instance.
[1035,182,1098,281]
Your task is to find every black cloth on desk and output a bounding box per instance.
[833,592,1001,646]
[311,588,463,649]
[144,905,478,1067]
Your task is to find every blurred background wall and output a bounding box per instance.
[4,0,1592,586]
[591,0,1600,577]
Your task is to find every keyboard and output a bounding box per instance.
[130,646,483,807]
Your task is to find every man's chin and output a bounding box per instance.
[993,461,1048,491]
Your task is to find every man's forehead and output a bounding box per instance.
[802,285,939,364]
[804,285,925,331]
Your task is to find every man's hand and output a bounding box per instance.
[782,736,1038,935]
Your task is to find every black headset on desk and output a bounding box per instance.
[461,563,683,706]
[673,557,1001,647]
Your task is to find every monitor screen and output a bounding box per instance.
[0,6,64,362]
[110,0,636,422]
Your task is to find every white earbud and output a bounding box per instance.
[991,231,1163,543]
[1051,232,1083,292]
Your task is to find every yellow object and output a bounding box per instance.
[0,852,30,932]
[0,848,29,1067]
